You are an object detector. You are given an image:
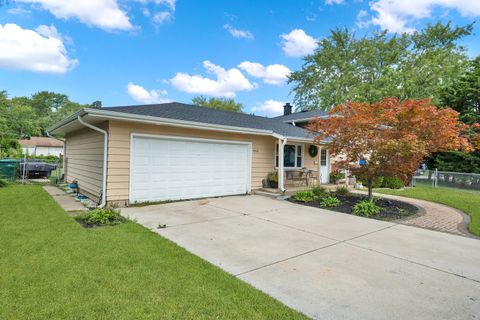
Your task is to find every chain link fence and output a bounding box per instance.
[411,169,480,191]
[0,157,63,184]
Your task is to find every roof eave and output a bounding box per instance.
[48,107,319,143]
[46,108,88,134]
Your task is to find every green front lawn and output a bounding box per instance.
[0,185,307,319]
[375,184,480,237]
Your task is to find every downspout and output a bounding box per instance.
[278,136,287,193]
[77,115,108,208]
[318,145,323,185]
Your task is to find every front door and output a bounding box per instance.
[320,149,330,183]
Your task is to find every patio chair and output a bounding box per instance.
[286,170,308,186]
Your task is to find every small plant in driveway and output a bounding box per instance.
[320,196,341,207]
[76,207,126,227]
[352,200,381,217]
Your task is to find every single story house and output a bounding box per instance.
[18,136,64,157]
[47,102,331,207]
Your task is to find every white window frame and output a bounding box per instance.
[275,143,304,169]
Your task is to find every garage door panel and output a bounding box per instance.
[130,136,250,203]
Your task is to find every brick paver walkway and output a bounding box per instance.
[363,192,473,237]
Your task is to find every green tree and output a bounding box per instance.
[0,91,9,135]
[289,22,473,110]
[4,104,40,137]
[427,151,480,173]
[0,90,87,138]
[439,56,480,124]
[192,96,243,113]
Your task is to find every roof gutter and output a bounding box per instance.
[77,115,108,208]
[283,115,329,124]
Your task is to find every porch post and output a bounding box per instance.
[318,145,323,185]
[278,137,286,192]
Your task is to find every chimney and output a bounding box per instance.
[283,102,292,116]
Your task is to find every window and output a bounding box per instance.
[275,144,304,168]
[320,149,327,166]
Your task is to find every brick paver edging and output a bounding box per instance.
[352,190,475,238]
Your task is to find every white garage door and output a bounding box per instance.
[130,135,251,203]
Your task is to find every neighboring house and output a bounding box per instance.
[47,102,331,206]
[18,137,64,157]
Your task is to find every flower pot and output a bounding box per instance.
[269,181,278,188]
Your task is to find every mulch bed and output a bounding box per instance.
[289,194,418,221]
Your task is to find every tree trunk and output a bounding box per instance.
[367,179,373,202]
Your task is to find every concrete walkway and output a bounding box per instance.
[353,190,472,237]
[123,195,480,320]
[43,185,87,211]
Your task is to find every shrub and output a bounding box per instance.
[0,138,21,157]
[329,170,343,183]
[320,196,341,207]
[267,171,278,183]
[383,176,404,189]
[371,176,384,188]
[77,207,126,226]
[27,155,60,162]
[352,200,381,217]
[292,189,317,202]
[0,178,9,188]
[334,186,350,196]
[311,186,328,198]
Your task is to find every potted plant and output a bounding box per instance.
[267,171,278,188]
[329,170,342,185]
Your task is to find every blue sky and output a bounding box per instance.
[0,0,479,116]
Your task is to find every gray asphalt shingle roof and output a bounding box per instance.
[105,102,313,139]
[274,109,329,122]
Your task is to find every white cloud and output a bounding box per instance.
[356,10,370,28]
[170,60,255,98]
[367,0,480,33]
[138,0,176,25]
[127,82,171,104]
[280,29,317,58]
[325,0,345,4]
[238,61,290,86]
[18,0,133,31]
[223,24,254,40]
[7,6,32,15]
[252,99,285,117]
[0,23,77,73]
[153,11,173,24]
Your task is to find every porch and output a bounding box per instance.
[255,183,347,197]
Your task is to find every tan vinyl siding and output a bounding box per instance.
[106,120,283,204]
[65,127,104,202]
[303,144,321,172]
[106,120,319,204]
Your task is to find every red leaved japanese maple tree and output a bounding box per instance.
[308,97,474,200]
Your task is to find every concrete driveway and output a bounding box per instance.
[123,195,480,320]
